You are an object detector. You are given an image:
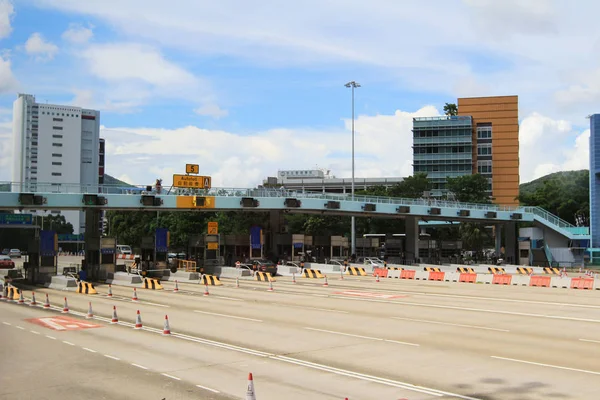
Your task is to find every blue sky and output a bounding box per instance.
[0,0,596,187]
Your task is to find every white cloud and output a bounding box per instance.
[24,32,58,61]
[62,24,93,44]
[519,112,588,183]
[194,104,228,119]
[0,0,13,40]
[0,121,12,180]
[0,53,17,93]
[99,105,439,187]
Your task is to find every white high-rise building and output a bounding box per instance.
[11,93,101,234]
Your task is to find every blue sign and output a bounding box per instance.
[101,248,115,254]
[155,228,170,252]
[250,226,262,249]
[0,213,32,225]
[40,230,57,257]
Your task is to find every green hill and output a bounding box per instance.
[520,170,588,197]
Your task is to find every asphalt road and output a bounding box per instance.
[2,274,600,400]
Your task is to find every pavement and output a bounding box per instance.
[2,274,600,400]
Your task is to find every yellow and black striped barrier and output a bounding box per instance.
[76,281,97,295]
[424,267,441,272]
[255,272,276,282]
[201,275,223,286]
[143,278,164,290]
[543,267,561,275]
[488,267,505,275]
[303,269,325,278]
[7,286,20,300]
[346,267,367,276]
[386,267,403,271]
[456,267,475,273]
[517,267,533,275]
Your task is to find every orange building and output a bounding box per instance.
[458,96,519,206]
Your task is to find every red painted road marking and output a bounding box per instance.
[25,316,102,331]
[333,290,408,299]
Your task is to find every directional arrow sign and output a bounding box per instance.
[26,316,102,331]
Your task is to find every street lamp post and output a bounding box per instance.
[345,81,360,258]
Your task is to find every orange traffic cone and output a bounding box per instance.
[292,273,296,284]
[236,277,240,288]
[111,306,118,324]
[267,280,274,292]
[43,293,50,309]
[132,288,139,301]
[163,315,171,335]
[86,302,94,319]
[30,291,37,306]
[62,297,69,313]
[107,284,113,297]
[18,290,25,304]
[340,269,344,280]
[246,372,256,400]
[323,275,329,287]
[204,284,210,296]
[173,280,179,293]
[376,274,380,283]
[134,310,142,329]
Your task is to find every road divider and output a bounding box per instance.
[571,277,594,290]
[76,281,97,295]
[255,271,276,282]
[517,267,533,275]
[346,267,367,276]
[492,274,512,285]
[456,267,475,273]
[488,267,505,275]
[543,267,561,275]
[530,276,551,287]
[201,275,222,286]
[459,273,477,283]
[303,269,324,278]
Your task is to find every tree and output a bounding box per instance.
[443,103,458,116]
[446,174,490,204]
[34,214,74,234]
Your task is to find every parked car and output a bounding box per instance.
[8,249,21,258]
[251,259,278,276]
[0,255,15,268]
[1,248,9,255]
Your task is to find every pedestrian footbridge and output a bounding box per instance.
[0,182,590,241]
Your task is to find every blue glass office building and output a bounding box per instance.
[590,114,600,249]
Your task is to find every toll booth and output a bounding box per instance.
[84,209,101,280]
[312,236,330,263]
[330,236,349,258]
[139,236,155,273]
[222,235,249,265]
[99,237,116,280]
[186,233,221,274]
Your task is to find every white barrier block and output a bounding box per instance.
[511,275,531,286]
[476,274,494,284]
[414,270,430,280]
[386,269,401,279]
[550,276,571,289]
[444,271,461,282]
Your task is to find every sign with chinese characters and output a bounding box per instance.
[173,174,211,189]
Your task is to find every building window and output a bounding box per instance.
[52,134,63,139]
[487,178,493,192]
[477,143,492,156]
[477,126,492,139]
[53,126,63,130]
[53,118,63,122]
[52,162,62,166]
[477,160,493,174]
[51,172,62,176]
[52,143,63,147]
[52,153,62,157]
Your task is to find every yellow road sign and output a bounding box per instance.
[207,242,218,250]
[208,222,218,235]
[186,164,199,174]
[173,174,211,189]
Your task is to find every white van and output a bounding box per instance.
[116,245,132,255]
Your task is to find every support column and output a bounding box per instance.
[504,222,517,265]
[84,209,101,281]
[269,210,284,258]
[405,217,419,264]
[495,224,502,256]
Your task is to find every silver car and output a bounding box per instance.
[8,249,21,258]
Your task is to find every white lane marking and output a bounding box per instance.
[62,341,75,346]
[288,305,349,314]
[161,373,181,381]
[2,322,11,326]
[304,327,419,347]
[39,303,475,399]
[193,310,263,322]
[392,316,510,332]
[131,363,148,370]
[104,354,120,360]
[580,338,600,344]
[214,296,244,302]
[30,330,40,335]
[331,295,600,323]
[196,384,220,393]
[82,347,97,353]
[420,292,600,310]
[491,356,600,376]
[46,335,56,340]
[15,325,25,330]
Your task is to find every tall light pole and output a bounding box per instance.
[345,81,360,258]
